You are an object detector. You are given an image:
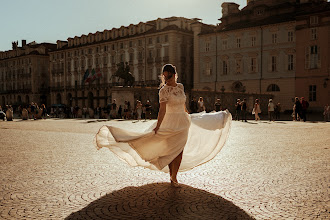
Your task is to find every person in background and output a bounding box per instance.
[252,99,261,121]
[234,99,241,121]
[268,99,275,121]
[241,98,247,122]
[189,97,198,114]
[294,97,302,121]
[198,97,205,112]
[214,98,222,112]
[275,103,281,120]
[301,97,309,122]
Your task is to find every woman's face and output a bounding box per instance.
[163,71,174,82]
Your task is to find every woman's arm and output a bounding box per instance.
[154,102,166,134]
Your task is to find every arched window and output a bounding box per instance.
[232,81,243,92]
[267,84,280,92]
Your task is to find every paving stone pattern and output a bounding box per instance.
[0,119,329,219]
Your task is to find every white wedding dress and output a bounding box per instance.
[94,83,232,172]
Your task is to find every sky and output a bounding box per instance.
[0,0,247,51]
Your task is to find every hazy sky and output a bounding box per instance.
[0,0,247,51]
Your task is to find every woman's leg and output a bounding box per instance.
[169,151,183,183]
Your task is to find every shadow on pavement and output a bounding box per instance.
[65,182,255,220]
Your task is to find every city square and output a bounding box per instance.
[0,118,329,219]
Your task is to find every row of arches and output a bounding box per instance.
[2,95,30,107]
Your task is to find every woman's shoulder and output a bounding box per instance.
[177,83,184,89]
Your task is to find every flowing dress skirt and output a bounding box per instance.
[94,110,232,172]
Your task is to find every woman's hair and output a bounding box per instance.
[255,99,259,103]
[159,64,178,88]
[199,97,203,101]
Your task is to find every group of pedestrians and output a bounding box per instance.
[106,99,153,121]
[292,97,309,122]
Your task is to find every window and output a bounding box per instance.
[205,42,210,52]
[311,28,317,40]
[96,47,99,53]
[271,56,277,72]
[129,41,133,47]
[236,38,241,48]
[288,54,294,71]
[164,47,169,57]
[309,85,316,101]
[156,36,160,43]
[138,40,142,46]
[129,53,134,61]
[88,48,92,54]
[165,35,168,42]
[148,50,153,58]
[267,84,280,92]
[250,57,257,73]
[138,51,143,60]
[310,16,318,25]
[288,31,293,42]
[120,43,123,49]
[222,40,227,50]
[251,36,256,47]
[156,48,161,58]
[104,46,107,52]
[272,33,277,44]
[103,56,107,65]
[236,59,242,74]
[222,60,228,75]
[205,62,211,75]
[120,54,124,62]
[306,45,320,69]
[148,38,153,45]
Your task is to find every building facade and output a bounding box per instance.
[195,0,329,111]
[295,1,330,111]
[0,40,56,107]
[49,17,207,109]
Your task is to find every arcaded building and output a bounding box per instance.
[49,17,209,109]
[195,0,329,111]
[0,40,56,107]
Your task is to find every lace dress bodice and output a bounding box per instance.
[159,83,186,113]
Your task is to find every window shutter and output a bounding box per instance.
[317,46,321,68]
[305,47,310,69]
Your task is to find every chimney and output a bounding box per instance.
[22,40,26,47]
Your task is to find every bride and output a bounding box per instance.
[94,64,232,186]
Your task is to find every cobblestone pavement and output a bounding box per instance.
[0,118,329,219]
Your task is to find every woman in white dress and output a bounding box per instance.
[198,97,205,112]
[94,64,232,186]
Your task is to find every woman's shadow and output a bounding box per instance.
[65,182,254,220]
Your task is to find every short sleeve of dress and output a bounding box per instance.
[177,83,184,91]
[159,87,169,103]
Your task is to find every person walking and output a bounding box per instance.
[241,98,247,122]
[234,99,242,121]
[294,97,302,121]
[268,99,275,121]
[301,97,309,122]
[94,64,232,186]
[252,99,261,121]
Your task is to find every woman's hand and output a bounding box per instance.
[153,126,160,134]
